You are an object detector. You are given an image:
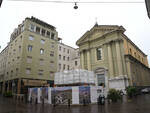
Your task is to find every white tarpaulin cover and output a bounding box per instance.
[55,69,95,85]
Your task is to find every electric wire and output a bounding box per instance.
[7,0,144,4]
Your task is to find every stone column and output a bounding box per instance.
[87,50,91,71]
[115,41,123,75]
[17,78,21,94]
[80,51,84,69]
[107,44,114,77]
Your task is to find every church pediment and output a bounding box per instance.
[76,25,125,46]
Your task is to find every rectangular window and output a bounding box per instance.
[67,57,69,61]
[16,68,18,76]
[11,70,13,77]
[138,55,141,60]
[59,46,61,51]
[46,31,50,37]
[39,59,44,65]
[20,36,22,40]
[38,70,43,75]
[75,61,78,66]
[63,56,65,60]
[26,68,31,74]
[67,65,69,70]
[67,49,69,54]
[28,45,32,52]
[63,48,65,52]
[50,51,54,56]
[17,56,20,59]
[40,49,44,54]
[50,61,54,63]
[51,33,55,39]
[63,64,65,70]
[134,52,136,57]
[59,64,61,70]
[29,24,35,32]
[29,35,34,41]
[13,49,16,55]
[129,48,132,55]
[36,26,40,34]
[19,46,21,52]
[40,39,45,44]
[97,48,102,60]
[51,45,54,48]
[27,56,32,63]
[41,29,46,36]
[50,71,54,77]
[59,55,61,60]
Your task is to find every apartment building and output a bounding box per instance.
[58,42,80,72]
[0,17,58,94]
[0,46,8,93]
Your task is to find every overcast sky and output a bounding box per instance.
[0,0,150,64]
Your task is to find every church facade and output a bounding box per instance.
[76,24,150,90]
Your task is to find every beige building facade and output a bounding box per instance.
[58,42,80,72]
[0,46,8,93]
[0,17,58,94]
[76,24,150,89]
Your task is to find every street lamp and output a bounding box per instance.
[74,2,78,9]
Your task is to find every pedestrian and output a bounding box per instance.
[53,96,56,107]
[119,90,124,102]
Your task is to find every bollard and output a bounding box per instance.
[98,96,100,105]
[22,96,24,102]
[24,94,28,103]
[83,98,86,106]
[68,99,71,107]
[53,97,56,107]
[30,97,32,103]
[35,97,38,104]
[42,98,44,105]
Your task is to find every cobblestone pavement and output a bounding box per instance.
[0,94,150,113]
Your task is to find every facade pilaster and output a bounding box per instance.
[107,44,114,77]
[80,51,84,69]
[115,40,123,75]
[87,50,91,71]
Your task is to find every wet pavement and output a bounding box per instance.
[0,94,150,113]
